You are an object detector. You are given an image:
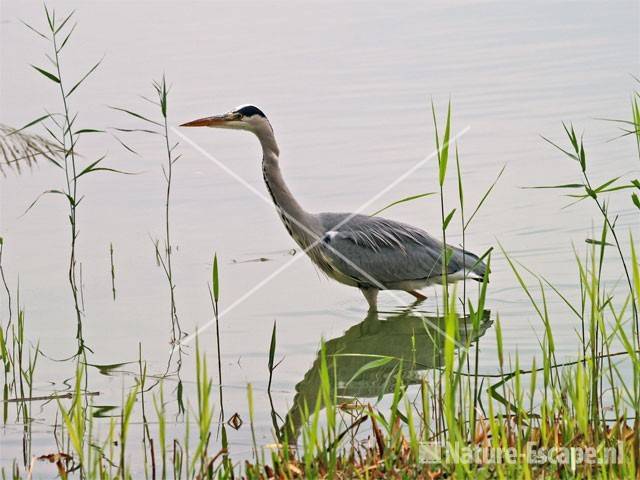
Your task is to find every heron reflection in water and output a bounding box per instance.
[278,307,492,442]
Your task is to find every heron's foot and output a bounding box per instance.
[407,290,427,302]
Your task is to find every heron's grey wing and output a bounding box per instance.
[317,213,483,288]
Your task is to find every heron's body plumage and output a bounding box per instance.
[315,213,486,290]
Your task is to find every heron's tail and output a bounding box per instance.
[462,250,489,282]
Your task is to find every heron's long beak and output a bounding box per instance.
[180,112,240,128]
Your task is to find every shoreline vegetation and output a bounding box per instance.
[2,5,640,479]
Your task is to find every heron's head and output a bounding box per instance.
[180,105,271,133]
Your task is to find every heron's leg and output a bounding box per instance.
[408,290,427,302]
[360,287,379,311]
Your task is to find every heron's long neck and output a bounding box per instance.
[255,126,318,244]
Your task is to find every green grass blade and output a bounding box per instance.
[370,192,436,217]
[212,254,219,303]
[31,65,60,83]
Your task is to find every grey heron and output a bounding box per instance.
[181,105,487,310]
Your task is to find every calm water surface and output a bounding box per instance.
[0,0,639,470]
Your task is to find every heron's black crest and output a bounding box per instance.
[235,105,267,118]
